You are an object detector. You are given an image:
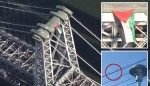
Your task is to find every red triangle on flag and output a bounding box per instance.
[113,9,134,23]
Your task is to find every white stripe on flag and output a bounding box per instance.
[121,20,134,43]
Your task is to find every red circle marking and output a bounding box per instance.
[105,64,123,81]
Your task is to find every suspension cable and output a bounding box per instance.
[52,33,101,76]
[0,5,51,16]
[102,58,146,77]
[72,28,101,55]
[126,82,136,86]
[102,73,129,85]
[0,26,32,34]
[0,0,57,10]
[113,77,135,86]
[1,27,101,76]
[71,15,113,51]
[0,21,36,28]
[50,44,101,85]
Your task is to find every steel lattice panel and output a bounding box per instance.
[0,29,35,85]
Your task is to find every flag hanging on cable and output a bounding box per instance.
[113,9,136,43]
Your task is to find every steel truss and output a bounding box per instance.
[32,5,99,86]
[0,6,100,86]
[101,22,148,48]
[0,29,35,85]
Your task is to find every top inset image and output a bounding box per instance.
[101,2,148,49]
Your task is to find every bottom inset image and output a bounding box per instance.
[101,51,148,86]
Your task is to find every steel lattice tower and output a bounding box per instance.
[0,6,100,86]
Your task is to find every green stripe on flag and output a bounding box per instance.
[128,13,136,42]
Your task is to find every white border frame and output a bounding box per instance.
[101,2,148,49]
[101,50,148,86]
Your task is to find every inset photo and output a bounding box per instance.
[101,51,148,86]
[101,2,148,49]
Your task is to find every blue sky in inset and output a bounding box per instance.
[101,51,148,86]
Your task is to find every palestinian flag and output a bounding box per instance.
[113,9,136,45]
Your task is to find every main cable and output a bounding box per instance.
[126,82,136,86]
[0,5,51,16]
[112,77,135,86]
[0,26,32,34]
[102,72,129,85]
[0,0,57,10]
[0,21,36,28]
[102,58,146,77]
